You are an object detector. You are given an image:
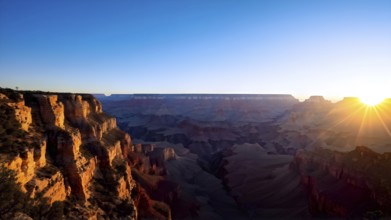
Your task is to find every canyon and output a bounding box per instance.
[97,93,391,219]
[1,89,391,219]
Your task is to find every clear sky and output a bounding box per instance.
[0,0,390,100]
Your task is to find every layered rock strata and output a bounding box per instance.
[0,89,139,219]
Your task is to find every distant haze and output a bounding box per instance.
[0,0,390,99]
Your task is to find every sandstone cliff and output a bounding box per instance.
[0,88,138,219]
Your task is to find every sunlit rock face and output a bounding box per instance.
[61,95,91,125]
[25,168,68,205]
[34,95,65,128]
[0,88,140,219]
[4,143,46,189]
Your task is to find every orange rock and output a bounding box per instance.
[5,141,47,190]
[34,95,65,128]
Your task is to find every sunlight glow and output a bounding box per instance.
[359,95,385,107]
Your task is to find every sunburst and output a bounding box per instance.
[359,95,385,107]
[309,96,391,150]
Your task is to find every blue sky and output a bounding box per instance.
[0,0,390,100]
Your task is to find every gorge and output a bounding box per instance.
[97,93,391,219]
[1,88,391,219]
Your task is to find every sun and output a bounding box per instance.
[359,95,385,106]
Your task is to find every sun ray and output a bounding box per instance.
[373,107,391,137]
[354,105,370,145]
[309,102,365,149]
[326,104,366,129]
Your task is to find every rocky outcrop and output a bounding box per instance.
[146,147,176,171]
[61,95,91,125]
[9,100,32,131]
[305,96,328,103]
[0,93,32,131]
[0,88,140,219]
[4,140,47,189]
[34,95,65,128]
[25,167,68,204]
[161,148,176,161]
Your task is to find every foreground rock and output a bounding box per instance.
[0,88,170,219]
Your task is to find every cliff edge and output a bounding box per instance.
[0,88,139,219]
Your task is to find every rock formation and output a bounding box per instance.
[0,88,171,219]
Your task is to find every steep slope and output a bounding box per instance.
[292,146,391,218]
[0,88,168,219]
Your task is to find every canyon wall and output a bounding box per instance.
[0,89,139,219]
[292,146,391,218]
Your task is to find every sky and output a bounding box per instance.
[0,0,390,100]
